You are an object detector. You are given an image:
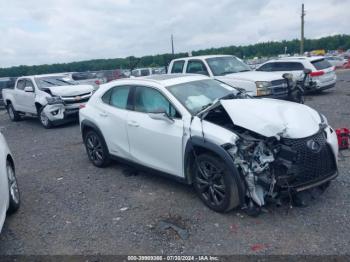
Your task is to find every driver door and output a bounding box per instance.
[127,86,184,177]
[16,79,36,114]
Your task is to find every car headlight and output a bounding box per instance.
[46,96,64,105]
[256,81,272,96]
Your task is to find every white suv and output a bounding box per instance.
[256,56,337,91]
[80,75,338,214]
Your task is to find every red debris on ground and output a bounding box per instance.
[250,243,268,252]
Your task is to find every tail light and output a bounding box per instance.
[95,80,100,85]
[310,70,325,77]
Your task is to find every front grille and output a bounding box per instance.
[63,97,90,105]
[281,131,336,187]
[271,79,288,95]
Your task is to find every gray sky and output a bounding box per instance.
[0,0,349,67]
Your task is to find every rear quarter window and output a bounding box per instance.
[311,59,332,70]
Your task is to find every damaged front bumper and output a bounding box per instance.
[225,126,339,209]
[43,103,83,123]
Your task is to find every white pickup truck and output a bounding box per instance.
[2,74,94,128]
[168,55,289,99]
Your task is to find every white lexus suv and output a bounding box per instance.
[80,74,338,215]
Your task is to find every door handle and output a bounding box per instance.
[99,112,108,117]
[128,121,139,127]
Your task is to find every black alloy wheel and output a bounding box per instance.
[84,130,110,167]
[193,153,240,212]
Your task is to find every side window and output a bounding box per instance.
[171,61,185,73]
[140,69,150,76]
[101,86,131,109]
[273,62,304,71]
[26,79,35,88]
[134,86,180,118]
[186,60,209,76]
[256,63,273,71]
[16,79,26,90]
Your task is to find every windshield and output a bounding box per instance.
[167,79,237,114]
[206,56,251,76]
[35,76,76,89]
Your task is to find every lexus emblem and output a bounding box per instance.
[74,96,81,101]
[307,139,321,152]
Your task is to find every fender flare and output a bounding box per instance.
[184,136,246,206]
[80,119,110,152]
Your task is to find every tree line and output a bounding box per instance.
[1,34,349,78]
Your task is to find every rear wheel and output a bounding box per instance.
[6,160,20,214]
[84,130,110,167]
[7,103,20,122]
[39,108,53,129]
[193,153,240,212]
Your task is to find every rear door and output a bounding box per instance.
[126,85,184,177]
[96,85,133,159]
[12,79,27,112]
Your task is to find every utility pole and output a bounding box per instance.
[171,34,174,55]
[300,3,305,55]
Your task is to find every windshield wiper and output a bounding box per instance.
[237,69,251,72]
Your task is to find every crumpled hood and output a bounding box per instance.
[220,98,322,138]
[222,71,285,81]
[46,84,94,97]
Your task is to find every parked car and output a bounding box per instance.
[2,74,94,128]
[256,56,337,92]
[0,132,20,233]
[325,56,347,68]
[131,67,167,78]
[168,55,289,99]
[70,72,105,90]
[80,74,338,215]
[131,68,153,77]
[0,77,16,107]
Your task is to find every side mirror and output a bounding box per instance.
[303,68,312,75]
[24,86,34,92]
[148,109,174,124]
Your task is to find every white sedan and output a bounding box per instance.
[0,132,20,233]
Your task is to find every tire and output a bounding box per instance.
[83,130,110,167]
[39,107,53,129]
[6,160,20,214]
[7,103,20,122]
[193,153,240,213]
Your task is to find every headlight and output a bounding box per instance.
[46,96,64,105]
[255,81,272,96]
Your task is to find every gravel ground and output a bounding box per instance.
[0,71,349,255]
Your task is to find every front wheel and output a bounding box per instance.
[193,153,240,213]
[39,108,53,129]
[83,130,110,167]
[6,160,20,214]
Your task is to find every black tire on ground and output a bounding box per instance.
[193,153,240,213]
[83,130,110,167]
[6,160,20,215]
[39,107,53,129]
[7,103,21,122]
